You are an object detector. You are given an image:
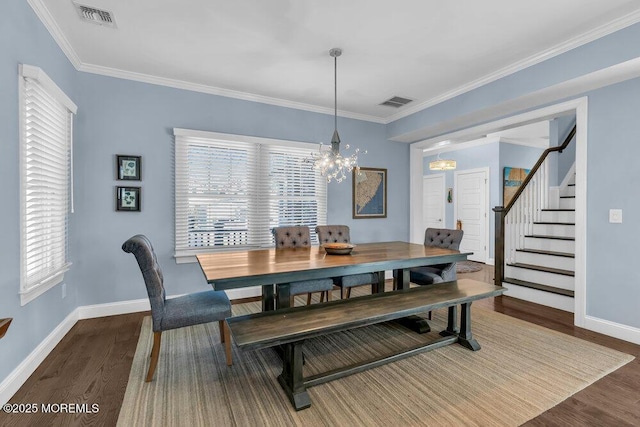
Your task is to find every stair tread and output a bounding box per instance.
[560,195,575,198]
[503,277,575,297]
[507,262,574,276]
[525,234,575,241]
[516,248,575,258]
[542,209,575,212]
[533,221,575,225]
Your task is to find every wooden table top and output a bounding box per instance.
[196,241,470,290]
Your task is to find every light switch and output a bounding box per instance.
[609,209,622,223]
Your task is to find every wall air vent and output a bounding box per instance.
[380,96,413,108]
[74,2,116,27]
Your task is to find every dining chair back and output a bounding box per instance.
[122,234,232,382]
[315,225,380,299]
[272,226,334,306]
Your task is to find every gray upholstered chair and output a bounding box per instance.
[272,226,335,306]
[315,225,380,298]
[122,234,232,382]
[394,228,464,289]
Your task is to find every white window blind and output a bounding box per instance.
[19,65,77,305]
[174,129,327,257]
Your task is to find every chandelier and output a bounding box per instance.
[429,153,457,170]
[309,48,365,183]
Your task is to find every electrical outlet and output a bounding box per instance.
[609,209,622,224]
[62,283,67,299]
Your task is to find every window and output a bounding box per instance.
[19,65,77,305]
[174,129,327,261]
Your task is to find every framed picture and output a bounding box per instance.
[503,167,530,206]
[116,186,141,211]
[117,155,141,180]
[352,167,387,219]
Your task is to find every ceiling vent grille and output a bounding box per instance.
[380,96,413,108]
[74,3,116,27]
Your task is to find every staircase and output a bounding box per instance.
[494,125,577,312]
[502,174,575,312]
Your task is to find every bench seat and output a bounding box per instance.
[227,278,504,410]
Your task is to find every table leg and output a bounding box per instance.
[393,268,431,334]
[262,284,275,312]
[458,302,481,351]
[277,341,311,410]
[373,270,386,294]
[277,284,292,310]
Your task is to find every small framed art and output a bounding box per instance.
[116,186,141,212]
[117,155,141,181]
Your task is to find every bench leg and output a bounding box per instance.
[458,302,481,351]
[277,341,311,411]
[439,305,459,337]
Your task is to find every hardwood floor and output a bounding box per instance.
[1,265,638,426]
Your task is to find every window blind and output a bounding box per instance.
[20,65,76,304]
[174,130,327,255]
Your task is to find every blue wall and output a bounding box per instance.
[0,0,80,391]
[4,0,640,395]
[0,2,409,388]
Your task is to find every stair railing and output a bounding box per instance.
[493,125,576,286]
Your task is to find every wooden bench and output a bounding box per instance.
[227,278,505,410]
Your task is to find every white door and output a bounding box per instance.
[423,175,445,231]
[454,168,489,263]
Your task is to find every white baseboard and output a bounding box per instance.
[0,309,79,406]
[486,258,495,266]
[584,315,640,345]
[77,298,150,319]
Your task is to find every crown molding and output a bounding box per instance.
[78,63,387,123]
[29,0,640,127]
[27,0,82,69]
[383,8,640,125]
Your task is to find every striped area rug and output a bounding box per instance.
[118,300,633,426]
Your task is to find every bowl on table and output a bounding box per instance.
[322,243,355,255]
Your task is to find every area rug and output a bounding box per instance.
[118,302,633,427]
[456,260,484,273]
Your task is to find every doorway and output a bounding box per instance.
[422,174,445,232]
[454,168,489,263]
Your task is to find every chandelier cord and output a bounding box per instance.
[334,53,337,133]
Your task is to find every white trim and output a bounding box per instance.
[584,315,640,345]
[26,0,82,69]
[20,272,66,306]
[0,309,79,406]
[486,258,495,266]
[560,162,577,189]
[173,128,322,150]
[453,167,490,264]
[384,9,640,125]
[573,100,588,328]
[394,56,640,144]
[409,145,425,244]
[77,298,150,319]
[19,64,78,113]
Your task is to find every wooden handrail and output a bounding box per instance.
[493,124,576,287]
[503,125,576,215]
[0,318,12,339]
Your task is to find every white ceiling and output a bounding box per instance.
[33,0,640,123]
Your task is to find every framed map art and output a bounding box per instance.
[352,167,387,219]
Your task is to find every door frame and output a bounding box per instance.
[409,97,587,330]
[422,174,446,232]
[453,167,490,264]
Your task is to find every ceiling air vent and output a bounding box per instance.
[380,96,413,108]
[74,2,116,27]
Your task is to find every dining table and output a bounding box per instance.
[196,241,471,318]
